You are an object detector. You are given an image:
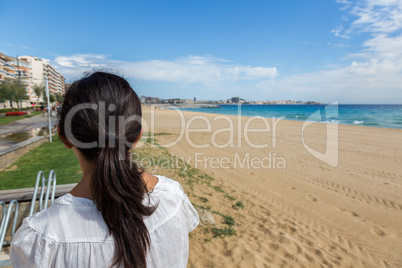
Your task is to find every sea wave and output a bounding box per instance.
[323,120,340,124]
[294,115,308,120]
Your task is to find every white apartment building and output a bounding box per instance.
[0,52,65,109]
[20,56,65,97]
[0,53,33,109]
[0,52,17,82]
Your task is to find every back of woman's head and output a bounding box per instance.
[58,71,155,268]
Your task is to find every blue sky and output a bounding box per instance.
[1,0,401,103]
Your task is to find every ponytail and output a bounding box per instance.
[91,143,154,268]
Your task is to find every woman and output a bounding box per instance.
[10,72,199,268]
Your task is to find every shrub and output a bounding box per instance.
[0,108,14,113]
[5,112,27,116]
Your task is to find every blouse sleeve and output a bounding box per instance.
[10,219,55,268]
[181,193,200,233]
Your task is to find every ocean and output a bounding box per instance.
[177,104,402,129]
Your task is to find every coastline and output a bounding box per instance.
[168,104,402,130]
[142,106,402,267]
[158,105,402,132]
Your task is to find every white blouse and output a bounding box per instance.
[10,175,199,268]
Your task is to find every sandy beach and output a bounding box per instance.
[142,107,402,267]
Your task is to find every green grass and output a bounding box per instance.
[0,111,41,126]
[212,211,236,226]
[0,135,81,190]
[224,194,236,201]
[212,227,237,238]
[199,197,209,203]
[209,211,237,238]
[191,202,212,211]
[212,185,224,193]
[233,201,245,209]
[0,132,172,190]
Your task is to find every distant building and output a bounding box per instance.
[231,97,240,104]
[65,83,71,93]
[163,98,183,104]
[143,96,161,104]
[0,53,34,107]
[14,58,33,101]
[151,97,160,104]
[0,52,17,82]
[194,97,197,103]
[20,56,65,96]
[0,52,66,108]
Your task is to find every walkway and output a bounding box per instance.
[0,114,53,136]
[0,114,58,152]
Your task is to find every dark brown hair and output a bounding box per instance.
[58,71,155,268]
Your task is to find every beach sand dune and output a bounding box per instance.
[143,108,402,267]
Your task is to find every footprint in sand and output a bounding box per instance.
[349,211,359,217]
[270,243,280,251]
[370,226,386,236]
[344,210,359,217]
[283,185,296,190]
[305,195,317,202]
[339,208,359,217]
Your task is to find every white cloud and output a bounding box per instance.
[53,54,277,83]
[335,0,352,10]
[358,34,402,59]
[258,57,402,103]
[334,0,402,61]
[350,0,402,33]
[256,0,402,103]
[331,25,350,38]
[335,0,351,4]
[54,54,108,68]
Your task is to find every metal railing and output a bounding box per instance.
[0,170,57,267]
[0,200,18,251]
[0,199,19,267]
[29,170,57,217]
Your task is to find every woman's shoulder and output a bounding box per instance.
[10,195,114,268]
[151,175,185,195]
[16,194,110,243]
[144,175,199,234]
